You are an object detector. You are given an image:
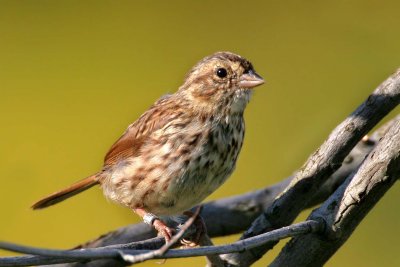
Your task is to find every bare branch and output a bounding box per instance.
[201,235,225,267]
[0,221,321,266]
[223,68,400,266]
[0,115,388,267]
[270,118,400,267]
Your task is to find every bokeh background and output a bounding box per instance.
[0,1,399,266]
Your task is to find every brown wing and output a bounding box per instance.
[31,95,179,210]
[104,95,178,166]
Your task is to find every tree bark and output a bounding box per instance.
[270,118,400,267]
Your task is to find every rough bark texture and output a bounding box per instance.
[270,119,400,267]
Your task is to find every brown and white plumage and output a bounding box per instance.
[32,51,264,239]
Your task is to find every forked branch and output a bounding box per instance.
[270,118,400,267]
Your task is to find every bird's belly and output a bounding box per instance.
[157,123,245,214]
[151,158,235,215]
[164,166,234,214]
[101,118,244,215]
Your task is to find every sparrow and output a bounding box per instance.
[32,51,264,241]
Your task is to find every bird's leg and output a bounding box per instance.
[180,210,207,247]
[134,208,175,242]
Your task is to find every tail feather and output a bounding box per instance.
[31,174,99,210]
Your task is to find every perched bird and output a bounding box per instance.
[32,51,264,241]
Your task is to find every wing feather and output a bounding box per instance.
[103,95,178,166]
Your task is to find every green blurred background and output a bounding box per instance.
[0,1,399,266]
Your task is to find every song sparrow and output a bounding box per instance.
[32,51,264,241]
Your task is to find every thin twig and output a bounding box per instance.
[201,234,225,267]
[119,205,202,264]
[0,220,321,266]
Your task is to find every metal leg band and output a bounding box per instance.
[143,213,159,225]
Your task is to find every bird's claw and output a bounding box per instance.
[153,219,175,242]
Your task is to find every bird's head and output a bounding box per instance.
[178,51,264,115]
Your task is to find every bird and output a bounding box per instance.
[32,51,264,241]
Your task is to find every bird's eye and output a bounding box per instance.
[216,68,228,78]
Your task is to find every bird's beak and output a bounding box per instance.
[239,70,265,89]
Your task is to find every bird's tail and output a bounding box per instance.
[31,174,99,210]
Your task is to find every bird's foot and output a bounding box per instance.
[152,218,175,242]
[135,208,175,242]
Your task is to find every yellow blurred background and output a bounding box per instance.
[0,1,399,266]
